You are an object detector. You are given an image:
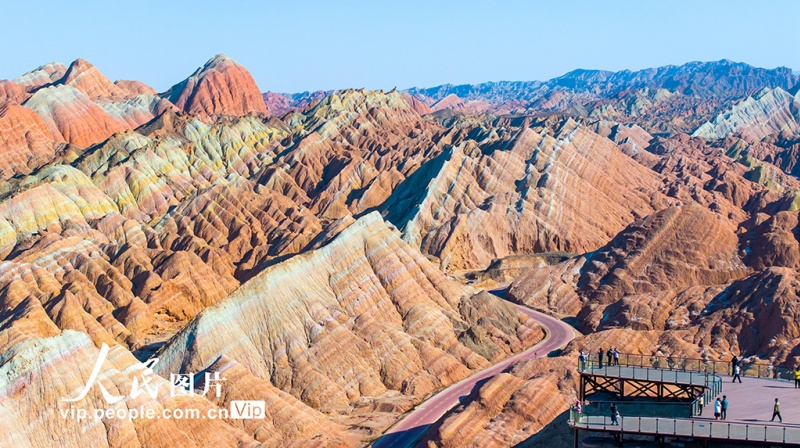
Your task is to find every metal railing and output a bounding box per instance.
[577,362,722,417]
[579,399,696,419]
[580,352,796,380]
[568,409,800,445]
[580,363,719,387]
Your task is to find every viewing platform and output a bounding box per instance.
[569,354,800,447]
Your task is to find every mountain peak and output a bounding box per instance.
[61,58,126,99]
[162,54,267,116]
[205,53,233,66]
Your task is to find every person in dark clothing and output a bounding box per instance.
[721,395,728,420]
[607,348,613,367]
[598,348,604,368]
[771,398,782,422]
[732,364,742,383]
[610,403,620,426]
[732,355,739,375]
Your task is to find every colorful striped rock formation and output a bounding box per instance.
[155,212,542,414]
[162,54,267,117]
[1,55,800,448]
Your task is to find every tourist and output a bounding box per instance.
[732,364,742,383]
[578,352,587,371]
[771,398,783,423]
[794,367,800,388]
[613,348,620,366]
[731,355,739,375]
[607,347,613,367]
[575,400,582,421]
[610,403,620,426]
[714,398,721,420]
[721,395,728,420]
[697,392,704,416]
[598,348,604,368]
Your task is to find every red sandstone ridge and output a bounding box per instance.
[21,84,126,147]
[114,79,158,96]
[0,80,28,105]
[60,58,128,99]
[162,54,267,116]
[400,92,432,115]
[0,104,64,179]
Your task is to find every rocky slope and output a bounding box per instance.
[693,87,800,141]
[0,103,65,179]
[382,117,669,270]
[0,58,174,179]
[0,330,266,448]
[155,213,542,434]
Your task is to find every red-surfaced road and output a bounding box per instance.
[373,303,576,448]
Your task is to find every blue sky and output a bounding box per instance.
[2,0,798,93]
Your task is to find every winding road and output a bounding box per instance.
[373,301,576,447]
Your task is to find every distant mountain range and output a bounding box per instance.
[408,60,797,102]
[265,60,798,135]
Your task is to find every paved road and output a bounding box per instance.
[373,303,575,448]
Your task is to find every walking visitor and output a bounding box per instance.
[794,367,800,388]
[732,364,742,383]
[610,403,620,426]
[771,398,783,423]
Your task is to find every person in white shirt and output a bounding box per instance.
[732,364,742,383]
[714,398,722,420]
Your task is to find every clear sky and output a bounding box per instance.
[2,0,798,93]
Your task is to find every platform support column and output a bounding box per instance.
[579,375,586,401]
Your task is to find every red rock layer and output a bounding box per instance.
[61,58,128,99]
[0,104,64,179]
[400,92,432,115]
[22,84,126,147]
[115,79,158,96]
[0,79,28,105]
[163,54,267,116]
